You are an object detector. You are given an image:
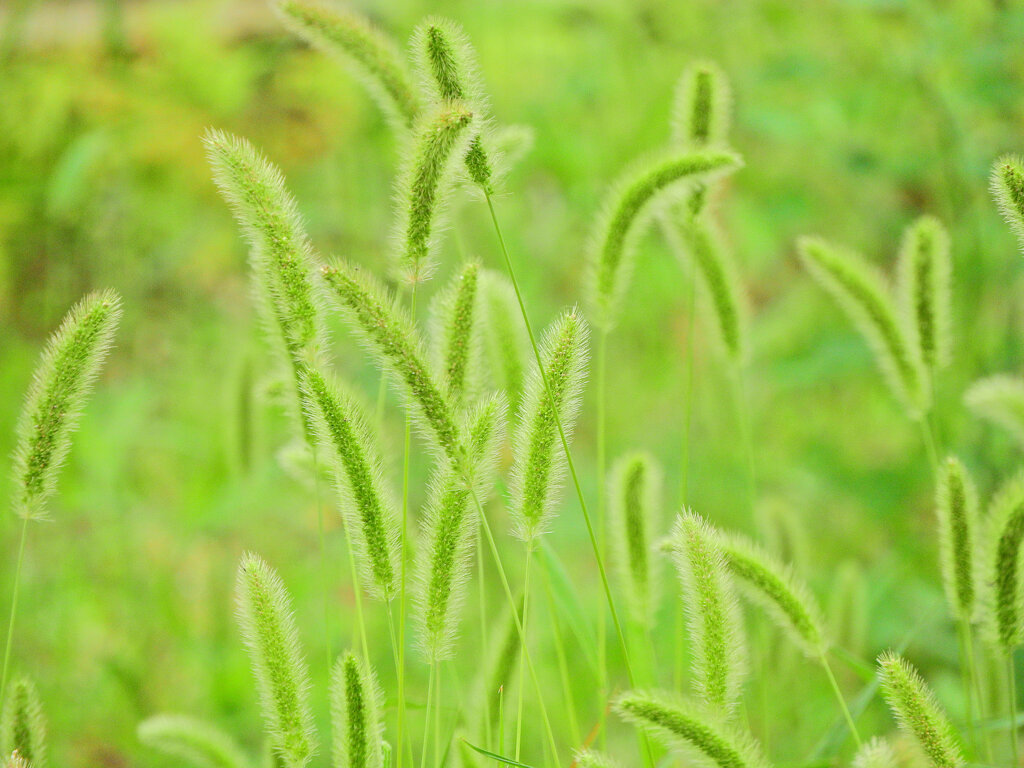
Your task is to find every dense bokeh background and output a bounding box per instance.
[2,0,1024,766]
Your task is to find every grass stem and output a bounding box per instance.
[0,515,29,704]
[820,651,863,748]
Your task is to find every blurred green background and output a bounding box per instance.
[2,0,1024,765]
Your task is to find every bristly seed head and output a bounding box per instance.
[935,456,978,623]
[0,677,46,768]
[991,155,1024,253]
[330,652,384,768]
[609,452,662,628]
[897,215,952,373]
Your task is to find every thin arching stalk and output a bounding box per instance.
[477,527,492,749]
[514,545,534,761]
[820,650,863,748]
[419,659,436,768]
[542,565,582,747]
[0,516,29,703]
[596,328,609,749]
[338,509,371,665]
[312,443,334,675]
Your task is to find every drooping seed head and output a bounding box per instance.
[667,512,747,715]
[393,102,475,285]
[330,652,384,768]
[509,310,590,541]
[12,290,121,521]
[716,532,827,658]
[935,456,978,622]
[797,236,928,416]
[981,470,1024,651]
[587,148,742,330]
[138,715,252,768]
[897,215,952,372]
[275,0,419,133]
[877,652,963,768]
[614,690,769,768]
[0,677,46,768]
[852,738,899,768]
[991,155,1024,253]
[609,452,662,628]
[965,375,1024,448]
[481,270,528,408]
[235,553,316,768]
[300,367,400,601]
[671,62,732,149]
[429,260,483,404]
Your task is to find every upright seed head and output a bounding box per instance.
[330,652,384,768]
[300,367,400,601]
[935,457,978,622]
[481,270,528,408]
[275,0,419,133]
[852,738,899,768]
[0,677,46,768]
[964,375,1024,448]
[671,62,732,149]
[897,215,952,372]
[587,148,742,330]
[667,512,747,715]
[981,471,1024,651]
[12,290,121,521]
[877,652,963,768]
[429,260,483,404]
[609,452,662,628]
[138,715,252,768]
[235,553,316,768]
[393,102,475,285]
[509,310,590,542]
[614,690,769,768]
[797,236,928,416]
[991,155,1024,253]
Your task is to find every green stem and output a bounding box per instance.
[338,513,371,666]
[514,546,533,761]
[542,567,582,747]
[917,411,940,475]
[478,526,493,750]
[0,516,29,704]
[958,619,978,759]
[1008,653,1019,767]
[420,660,436,768]
[596,328,609,749]
[312,443,334,674]
[679,231,698,508]
[820,651,863,748]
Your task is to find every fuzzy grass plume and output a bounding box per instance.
[935,457,978,622]
[609,452,661,627]
[236,553,316,768]
[0,677,45,768]
[509,309,590,541]
[852,738,899,768]
[877,652,963,768]
[429,260,483,404]
[574,750,624,768]
[275,0,419,132]
[138,715,251,768]
[330,652,384,768]
[671,62,731,150]
[981,471,1024,651]
[481,270,527,407]
[965,375,1024,447]
[991,155,1024,252]
[12,290,121,520]
[897,216,951,373]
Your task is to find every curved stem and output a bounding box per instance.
[596,329,609,748]
[820,651,863,748]
[0,516,29,703]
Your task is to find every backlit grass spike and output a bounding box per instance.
[429,260,483,404]
[981,470,1024,651]
[609,452,662,627]
[852,738,899,768]
[991,155,1024,253]
[0,677,46,768]
[935,456,978,622]
[481,270,527,407]
[330,652,384,768]
[671,61,732,149]
[897,215,952,372]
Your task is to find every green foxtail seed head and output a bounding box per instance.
[0,677,46,768]
[300,367,400,601]
[797,236,927,415]
[235,553,316,768]
[509,309,590,542]
[481,270,527,408]
[429,260,483,404]
[965,375,1024,447]
[329,652,384,768]
[275,0,419,133]
[614,690,769,768]
[204,129,327,440]
[668,512,747,715]
[671,62,732,149]
[716,532,827,658]
[393,102,475,285]
[412,17,495,192]
[877,652,963,768]
[897,215,951,372]
[981,470,1024,651]
[587,148,742,330]
[991,155,1024,253]
[609,452,662,628]
[574,750,624,768]
[852,738,899,768]
[12,289,121,521]
[138,715,252,768]
[321,260,464,467]
[661,215,746,360]
[935,457,978,622]
[415,394,507,660]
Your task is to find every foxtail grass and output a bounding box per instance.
[428,260,483,404]
[897,216,951,374]
[481,270,527,407]
[609,453,662,629]
[992,155,1024,253]
[0,677,45,768]
[330,652,385,768]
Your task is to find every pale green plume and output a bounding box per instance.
[935,457,978,622]
[204,129,327,440]
[716,532,827,658]
[275,0,419,133]
[509,309,590,541]
[981,471,1024,651]
[138,715,252,768]
[852,738,899,768]
[12,290,121,520]
[429,260,483,404]
[300,367,400,601]
[897,215,951,373]
[797,236,927,415]
[321,260,464,466]
[481,270,527,407]
[236,553,316,768]
[615,690,769,768]
[587,148,742,330]
[0,677,46,768]
[671,62,732,150]
[415,394,507,660]
[991,155,1024,253]
[877,652,963,768]
[393,102,475,285]
[668,512,746,715]
[609,452,662,628]
[330,652,384,768]
[3,753,27,768]
[965,375,1024,447]
[574,750,624,768]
